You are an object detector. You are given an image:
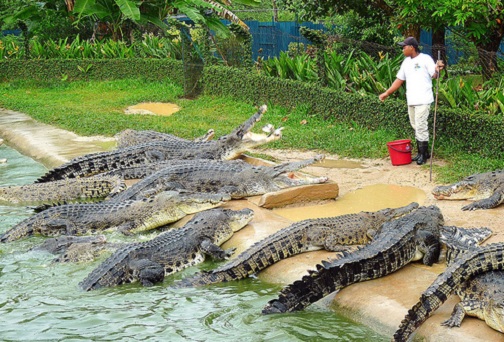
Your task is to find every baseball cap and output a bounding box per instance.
[398,37,419,47]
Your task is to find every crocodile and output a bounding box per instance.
[0,175,126,206]
[99,159,250,181]
[393,239,504,341]
[107,155,328,202]
[115,128,215,148]
[32,235,121,262]
[432,169,504,210]
[173,202,419,288]
[79,207,254,290]
[36,105,283,183]
[262,205,444,314]
[0,191,230,242]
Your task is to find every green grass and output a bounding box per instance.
[0,78,502,183]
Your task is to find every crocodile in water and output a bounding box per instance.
[262,205,444,314]
[32,235,122,262]
[174,202,419,287]
[0,175,126,207]
[79,208,254,290]
[0,191,230,242]
[432,169,504,210]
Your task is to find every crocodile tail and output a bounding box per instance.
[35,151,105,183]
[0,222,33,243]
[262,257,350,314]
[393,242,504,341]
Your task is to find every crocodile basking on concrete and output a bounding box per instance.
[0,175,126,207]
[432,169,504,210]
[79,208,254,291]
[262,205,444,314]
[393,228,504,341]
[36,105,283,182]
[174,202,419,288]
[0,191,229,242]
[99,159,250,181]
[107,155,328,202]
[115,128,215,148]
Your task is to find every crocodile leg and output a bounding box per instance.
[200,239,236,260]
[462,187,504,210]
[414,230,441,266]
[441,301,471,328]
[129,259,165,287]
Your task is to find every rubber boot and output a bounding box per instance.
[411,140,421,162]
[416,141,429,165]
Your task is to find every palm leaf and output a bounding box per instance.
[115,0,140,20]
[203,0,250,32]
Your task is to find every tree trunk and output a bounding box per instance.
[432,27,447,77]
[64,0,75,12]
[272,0,279,22]
[476,33,502,79]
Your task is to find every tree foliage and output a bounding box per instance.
[277,0,503,76]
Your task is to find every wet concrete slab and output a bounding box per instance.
[1,107,502,341]
[0,108,116,168]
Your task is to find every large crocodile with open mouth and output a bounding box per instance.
[393,227,504,341]
[115,128,215,148]
[0,175,126,207]
[432,169,504,210]
[36,105,283,182]
[0,191,230,242]
[79,208,254,291]
[262,205,444,314]
[107,155,328,202]
[173,202,419,288]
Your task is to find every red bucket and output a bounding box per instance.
[387,139,412,166]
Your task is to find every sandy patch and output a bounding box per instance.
[258,148,503,240]
[125,102,180,116]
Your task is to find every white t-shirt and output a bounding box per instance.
[397,53,436,106]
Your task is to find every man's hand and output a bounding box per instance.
[436,60,444,72]
[378,92,388,102]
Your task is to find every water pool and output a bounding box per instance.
[0,144,387,341]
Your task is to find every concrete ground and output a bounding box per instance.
[0,108,503,341]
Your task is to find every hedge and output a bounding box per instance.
[202,65,503,157]
[0,59,185,84]
[1,59,502,157]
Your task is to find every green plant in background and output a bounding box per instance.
[439,76,504,115]
[0,36,24,59]
[77,64,93,74]
[262,51,318,82]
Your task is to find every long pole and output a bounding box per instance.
[429,50,441,182]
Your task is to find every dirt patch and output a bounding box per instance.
[125,102,180,116]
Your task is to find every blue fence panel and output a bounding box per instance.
[251,21,327,60]
[1,29,21,36]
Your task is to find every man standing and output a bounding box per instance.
[379,37,444,165]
